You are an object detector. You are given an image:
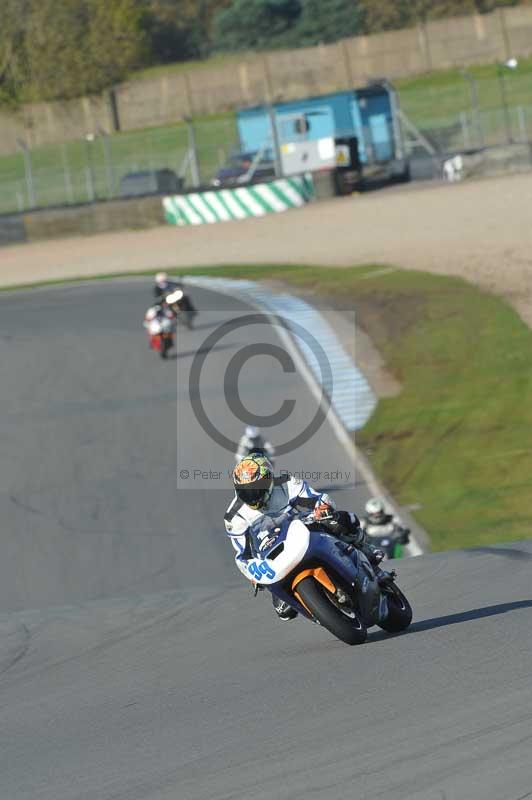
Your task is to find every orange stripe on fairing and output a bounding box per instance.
[293,590,312,615]
[291,567,336,594]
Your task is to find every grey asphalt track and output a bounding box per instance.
[0,280,368,612]
[1,280,531,800]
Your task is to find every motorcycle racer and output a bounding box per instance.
[143,301,176,354]
[235,426,275,463]
[153,272,178,301]
[225,454,385,621]
[361,497,410,539]
[153,272,197,319]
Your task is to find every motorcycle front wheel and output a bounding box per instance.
[296,577,367,645]
[378,583,412,633]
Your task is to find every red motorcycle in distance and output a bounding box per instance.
[143,306,176,359]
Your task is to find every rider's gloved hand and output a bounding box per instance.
[313,501,336,521]
[329,512,365,545]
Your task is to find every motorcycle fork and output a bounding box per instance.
[291,567,337,614]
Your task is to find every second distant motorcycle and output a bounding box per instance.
[235,426,275,464]
[143,304,176,359]
[361,497,410,559]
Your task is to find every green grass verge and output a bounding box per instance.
[5,262,530,552]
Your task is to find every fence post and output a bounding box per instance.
[459,69,484,149]
[387,82,406,161]
[108,87,121,132]
[497,64,514,145]
[239,62,251,105]
[262,55,274,103]
[498,7,511,61]
[267,105,282,178]
[183,73,194,118]
[16,186,24,212]
[99,130,115,197]
[184,117,201,187]
[417,22,433,72]
[17,139,36,208]
[517,106,527,143]
[85,134,96,201]
[460,112,471,149]
[61,143,74,203]
[341,39,354,88]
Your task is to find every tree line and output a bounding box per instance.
[0,0,528,106]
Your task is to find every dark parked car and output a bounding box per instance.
[119,169,183,198]
[211,152,275,188]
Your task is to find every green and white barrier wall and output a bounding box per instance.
[163,175,314,226]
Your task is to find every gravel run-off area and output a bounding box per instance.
[2,172,532,327]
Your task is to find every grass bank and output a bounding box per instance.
[174,263,532,552]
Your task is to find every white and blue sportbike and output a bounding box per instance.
[247,510,413,645]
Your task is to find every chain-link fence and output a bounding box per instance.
[399,66,532,152]
[2,87,532,215]
[0,117,238,215]
[407,104,532,154]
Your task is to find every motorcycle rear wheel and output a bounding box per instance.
[378,583,412,633]
[160,336,171,359]
[296,577,367,645]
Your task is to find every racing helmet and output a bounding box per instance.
[233,454,274,510]
[155,271,168,287]
[245,425,262,444]
[365,497,386,524]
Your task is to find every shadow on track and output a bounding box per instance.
[369,599,532,642]
[465,546,532,561]
[168,342,240,360]
[191,321,233,332]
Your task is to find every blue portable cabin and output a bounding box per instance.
[236,82,406,176]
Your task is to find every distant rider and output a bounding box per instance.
[153,272,197,318]
[224,453,385,621]
[153,271,178,301]
[361,497,410,540]
[235,426,275,463]
[143,300,176,343]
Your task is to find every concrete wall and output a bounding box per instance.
[0,215,27,247]
[0,195,166,246]
[2,6,532,155]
